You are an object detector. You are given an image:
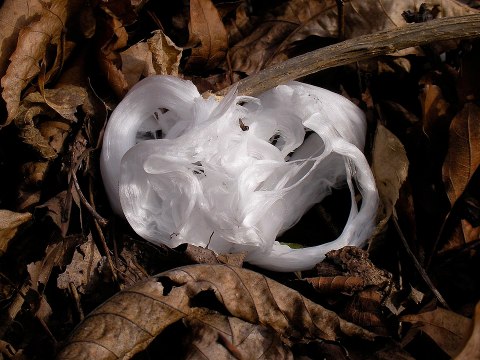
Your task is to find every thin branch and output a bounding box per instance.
[392,211,450,310]
[218,13,480,97]
[72,170,108,227]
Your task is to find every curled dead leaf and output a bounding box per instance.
[443,103,480,206]
[97,15,129,97]
[184,308,293,359]
[372,124,409,233]
[0,0,50,78]
[1,0,82,125]
[305,275,365,294]
[401,307,472,358]
[120,30,182,89]
[456,301,480,360]
[57,264,375,359]
[57,235,102,294]
[0,210,31,255]
[27,236,80,291]
[13,85,87,160]
[185,0,228,72]
[148,30,182,76]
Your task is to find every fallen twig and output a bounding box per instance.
[218,13,480,96]
[392,210,450,309]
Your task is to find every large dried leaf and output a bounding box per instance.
[57,234,102,294]
[96,16,129,97]
[1,0,81,125]
[372,124,409,232]
[0,0,50,77]
[185,0,228,72]
[36,191,71,236]
[229,0,478,75]
[57,264,374,359]
[184,308,293,359]
[148,30,182,76]
[456,301,480,360]
[443,103,480,206]
[0,210,31,255]
[120,43,153,89]
[13,85,87,160]
[401,308,472,357]
[27,236,81,291]
[120,30,182,89]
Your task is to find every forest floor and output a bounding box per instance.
[1,1,480,359]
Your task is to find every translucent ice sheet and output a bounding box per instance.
[100,75,378,271]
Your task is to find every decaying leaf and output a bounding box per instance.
[325,247,393,288]
[185,0,228,72]
[120,30,182,89]
[372,124,409,233]
[13,83,86,160]
[1,0,82,125]
[148,30,182,76]
[456,301,480,360]
[97,15,129,97]
[57,264,375,359]
[27,236,81,291]
[120,42,153,88]
[0,210,31,255]
[420,81,451,137]
[443,103,480,206]
[0,0,50,78]
[401,307,472,357]
[184,308,293,359]
[36,191,71,236]
[57,234,102,294]
[341,289,390,336]
[305,276,365,294]
[311,247,395,336]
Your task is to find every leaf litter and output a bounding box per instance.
[0,0,480,359]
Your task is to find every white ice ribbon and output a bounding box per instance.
[100,75,378,271]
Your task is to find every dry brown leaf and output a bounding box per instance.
[0,0,50,77]
[443,103,480,206]
[1,0,82,125]
[314,247,395,336]
[186,0,228,72]
[97,15,129,98]
[57,264,375,359]
[27,236,80,291]
[0,340,17,358]
[401,307,472,357]
[36,85,88,122]
[148,30,182,76]
[0,210,31,255]
[341,289,389,336]
[14,85,87,160]
[420,79,451,136]
[372,124,409,234]
[305,276,365,294]
[325,247,393,288]
[36,191,71,236]
[120,30,182,89]
[224,2,254,46]
[184,308,293,359]
[456,301,480,360]
[57,235,102,294]
[120,42,152,88]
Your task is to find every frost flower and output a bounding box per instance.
[101,75,378,271]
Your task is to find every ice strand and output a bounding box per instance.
[100,75,379,272]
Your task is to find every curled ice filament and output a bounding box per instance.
[100,75,378,272]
